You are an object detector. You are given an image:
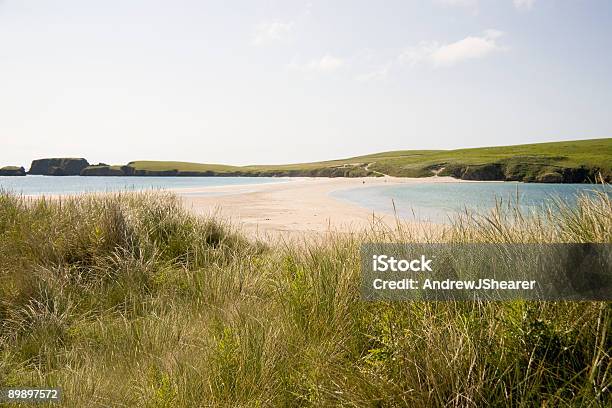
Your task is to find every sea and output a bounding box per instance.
[331,182,609,223]
[1,176,607,223]
[0,175,288,196]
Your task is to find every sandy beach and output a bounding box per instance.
[179,176,464,238]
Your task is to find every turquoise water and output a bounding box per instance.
[331,182,609,223]
[0,175,288,196]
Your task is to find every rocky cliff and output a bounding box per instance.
[0,166,26,176]
[440,161,606,183]
[78,161,605,182]
[29,158,90,176]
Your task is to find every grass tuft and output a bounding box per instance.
[0,189,610,406]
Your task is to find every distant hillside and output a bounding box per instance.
[36,138,612,183]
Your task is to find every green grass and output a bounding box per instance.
[122,138,612,182]
[127,161,240,173]
[0,190,610,406]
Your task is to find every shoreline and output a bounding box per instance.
[1,176,503,237]
[179,176,469,238]
[2,175,605,239]
[4,175,559,239]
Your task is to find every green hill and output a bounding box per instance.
[82,138,611,182]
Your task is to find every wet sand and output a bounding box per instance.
[179,176,465,238]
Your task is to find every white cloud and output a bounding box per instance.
[398,41,439,67]
[431,29,504,66]
[252,21,294,46]
[513,0,535,10]
[399,30,505,68]
[355,64,391,82]
[290,55,344,73]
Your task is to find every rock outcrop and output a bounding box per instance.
[535,171,564,183]
[460,164,505,181]
[440,161,606,183]
[0,166,26,176]
[29,158,90,176]
[80,165,125,176]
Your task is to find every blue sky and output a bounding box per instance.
[1,0,611,166]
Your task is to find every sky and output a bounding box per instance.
[1,0,611,166]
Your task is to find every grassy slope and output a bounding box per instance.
[367,138,612,178]
[0,191,610,406]
[125,138,612,181]
[128,161,239,172]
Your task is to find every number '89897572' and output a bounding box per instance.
[1,388,61,402]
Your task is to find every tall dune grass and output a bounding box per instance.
[0,190,610,407]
